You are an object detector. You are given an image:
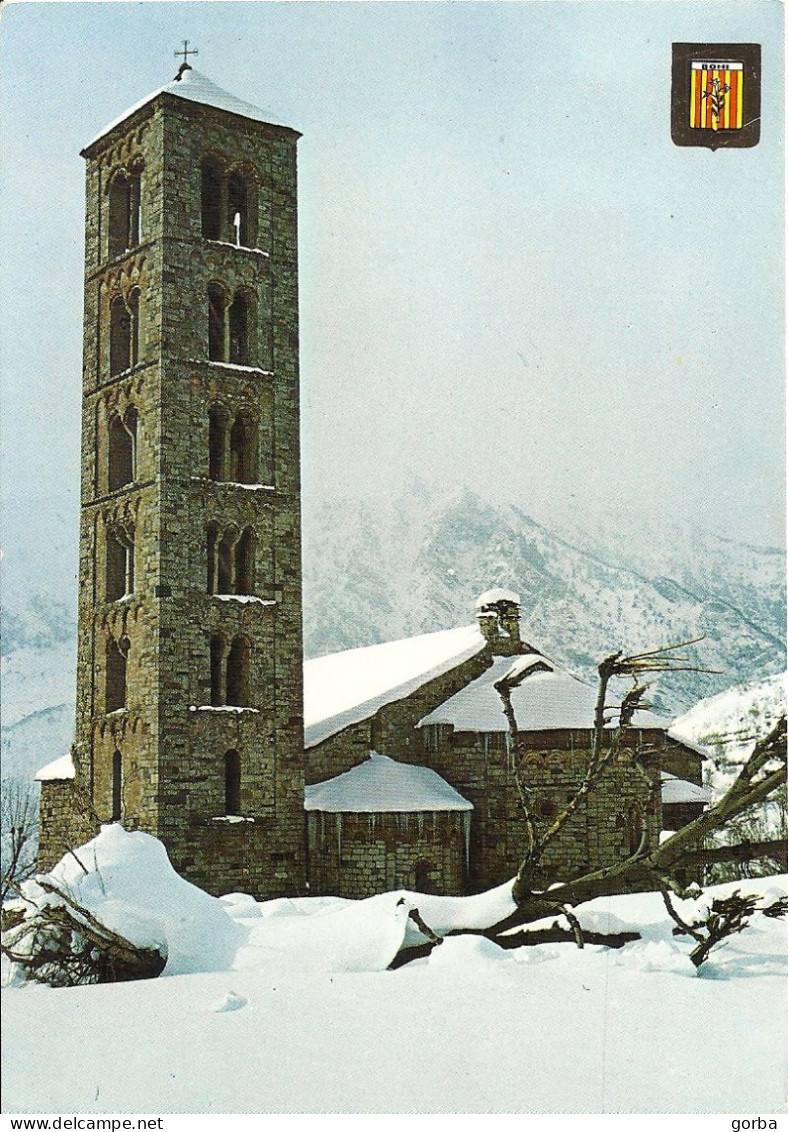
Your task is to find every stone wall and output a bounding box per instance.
[153,98,305,897]
[307,810,469,899]
[37,780,99,872]
[309,719,703,897]
[424,726,696,891]
[304,639,703,896]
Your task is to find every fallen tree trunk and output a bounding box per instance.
[487,926,641,950]
[678,839,787,870]
[389,925,641,968]
[487,839,787,939]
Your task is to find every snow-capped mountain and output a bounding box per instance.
[671,673,786,762]
[303,486,786,713]
[3,484,785,786]
[671,672,786,796]
[670,674,786,848]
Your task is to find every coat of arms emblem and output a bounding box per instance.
[690,60,743,131]
[672,43,760,150]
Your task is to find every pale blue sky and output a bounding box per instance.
[0,1,784,608]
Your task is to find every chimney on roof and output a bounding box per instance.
[475,588,523,656]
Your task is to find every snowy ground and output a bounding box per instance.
[2,828,786,1115]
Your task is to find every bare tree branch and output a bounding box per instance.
[1,778,38,903]
[670,839,787,870]
[2,879,166,985]
[484,705,787,937]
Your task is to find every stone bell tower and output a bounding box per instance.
[38,62,306,897]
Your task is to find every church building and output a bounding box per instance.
[37,65,708,900]
[301,589,709,898]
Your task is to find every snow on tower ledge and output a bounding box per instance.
[82,65,296,154]
[304,753,473,813]
[36,753,76,782]
[475,588,521,610]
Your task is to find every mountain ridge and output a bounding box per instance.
[3,487,785,785]
[302,487,785,715]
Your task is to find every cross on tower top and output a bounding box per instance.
[174,40,198,66]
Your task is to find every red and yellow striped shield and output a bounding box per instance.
[690,61,744,131]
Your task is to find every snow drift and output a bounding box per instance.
[4,869,786,1114]
[7,826,516,981]
[15,824,245,976]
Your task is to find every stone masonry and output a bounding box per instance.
[307,810,469,899]
[304,602,704,895]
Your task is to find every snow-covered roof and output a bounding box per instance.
[475,588,521,609]
[84,66,295,152]
[304,625,487,749]
[304,753,473,813]
[419,654,669,733]
[499,654,552,683]
[35,753,75,782]
[661,773,711,805]
[665,728,711,758]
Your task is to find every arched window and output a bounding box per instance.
[208,407,228,480]
[207,522,220,594]
[229,413,257,483]
[106,635,129,713]
[226,638,249,707]
[207,525,256,597]
[106,526,134,601]
[109,296,131,376]
[210,634,225,706]
[207,287,253,365]
[625,802,644,857]
[109,291,139,376]
[108,171,141,258]
[209,411,258,483]
[108,408,137,491]
[218,530,234,594]
[235,528,254,594]
[224,749,241,816]
[414,860,436,893]
[227,170,249,246]
[111,749,123,822]
[201,158,224,240]
[228,293,249,365]
[127,289,140,368]
[208,284,227,362]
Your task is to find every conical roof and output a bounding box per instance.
[83,65,295,153]
[304,753,473,813]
